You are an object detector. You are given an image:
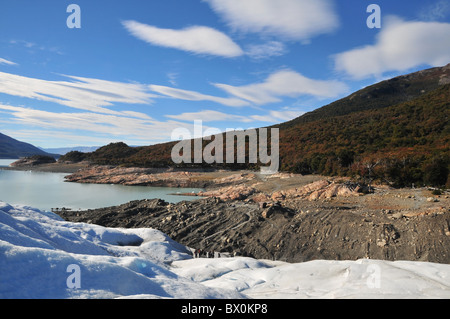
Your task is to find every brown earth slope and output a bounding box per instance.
[57,174,450,264]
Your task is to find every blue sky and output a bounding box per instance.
[0,0,449,148]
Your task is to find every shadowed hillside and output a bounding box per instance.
[0,132,59,159]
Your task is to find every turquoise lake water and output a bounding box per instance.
[0,159,202,212]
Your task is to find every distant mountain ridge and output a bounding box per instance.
[40,146,100,156]
[0,133,58,159]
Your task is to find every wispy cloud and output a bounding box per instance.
[204,0,339,41]
[9,39,64,55]
[0,58,17,66]
[259,109,305,122]
[148,84,250,107]
[0,72,156,115]
[166,110,252,123]
[0,67,338,148]
[2,129,112,148]
[245,41,287,60]
[167,72,179,86]
[149,69,348,107]
[0,103,196,145]
[9,40,36,48]
[166,108,304,125]
[122,20,244,58]
[213,69,349,105]
[334,17,450,79]
[0,68,346,116]
[419,0,450,21]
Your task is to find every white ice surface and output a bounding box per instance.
[1,201,449,299]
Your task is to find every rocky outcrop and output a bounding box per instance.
[191,179,364,203]
[11,155,56,167]
[65,166,366,204]
[271,180,362,201]
[65,166,213,188]
[64,166,260,190]
[212,173,256,184]
[197,184,259,201]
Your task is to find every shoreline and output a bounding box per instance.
[2,161,449,264]
[50,163,450,264]
[1,162,90,174]
[57,187,450,264]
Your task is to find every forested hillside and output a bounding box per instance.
[280,63,450,127]
[279,84,449,187]
[59,65,450,188]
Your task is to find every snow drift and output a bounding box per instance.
[0,201,449,299]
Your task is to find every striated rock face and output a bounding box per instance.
[56,196,450,264]
[188,178,363,203]
[197,184,259,201]
[271,180,362,201]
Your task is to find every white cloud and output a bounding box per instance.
[166,110,252,123]
[10,40,35,48]
[204,0,339,41]
[249,109,304,123]
[9,40,64,56]
[0,58,17,66]
[267,109,305,121]
[0,103,195,145]
[148,84,250,107]
[122,20,244,58]
[2,129,112,148]
[166,108,304,125]
[0,72,155,114]
[167,72,179,86]
[419,1,450,21]
[245,41,287,60]
[149,69,347,108]
[334,17,450,79]
[214,69,349,105]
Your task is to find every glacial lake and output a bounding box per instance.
[0,159,203,212]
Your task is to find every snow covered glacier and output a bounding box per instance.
[1,201,449,299]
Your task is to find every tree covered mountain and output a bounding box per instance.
[274,64,450,187]
[60,64,450,187]
[0,133,58,159]
[278,83,449,187]
[280,63,450,128]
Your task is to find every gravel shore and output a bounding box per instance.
[56,169,450,264]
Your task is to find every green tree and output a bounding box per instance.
[423,156,449,187]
